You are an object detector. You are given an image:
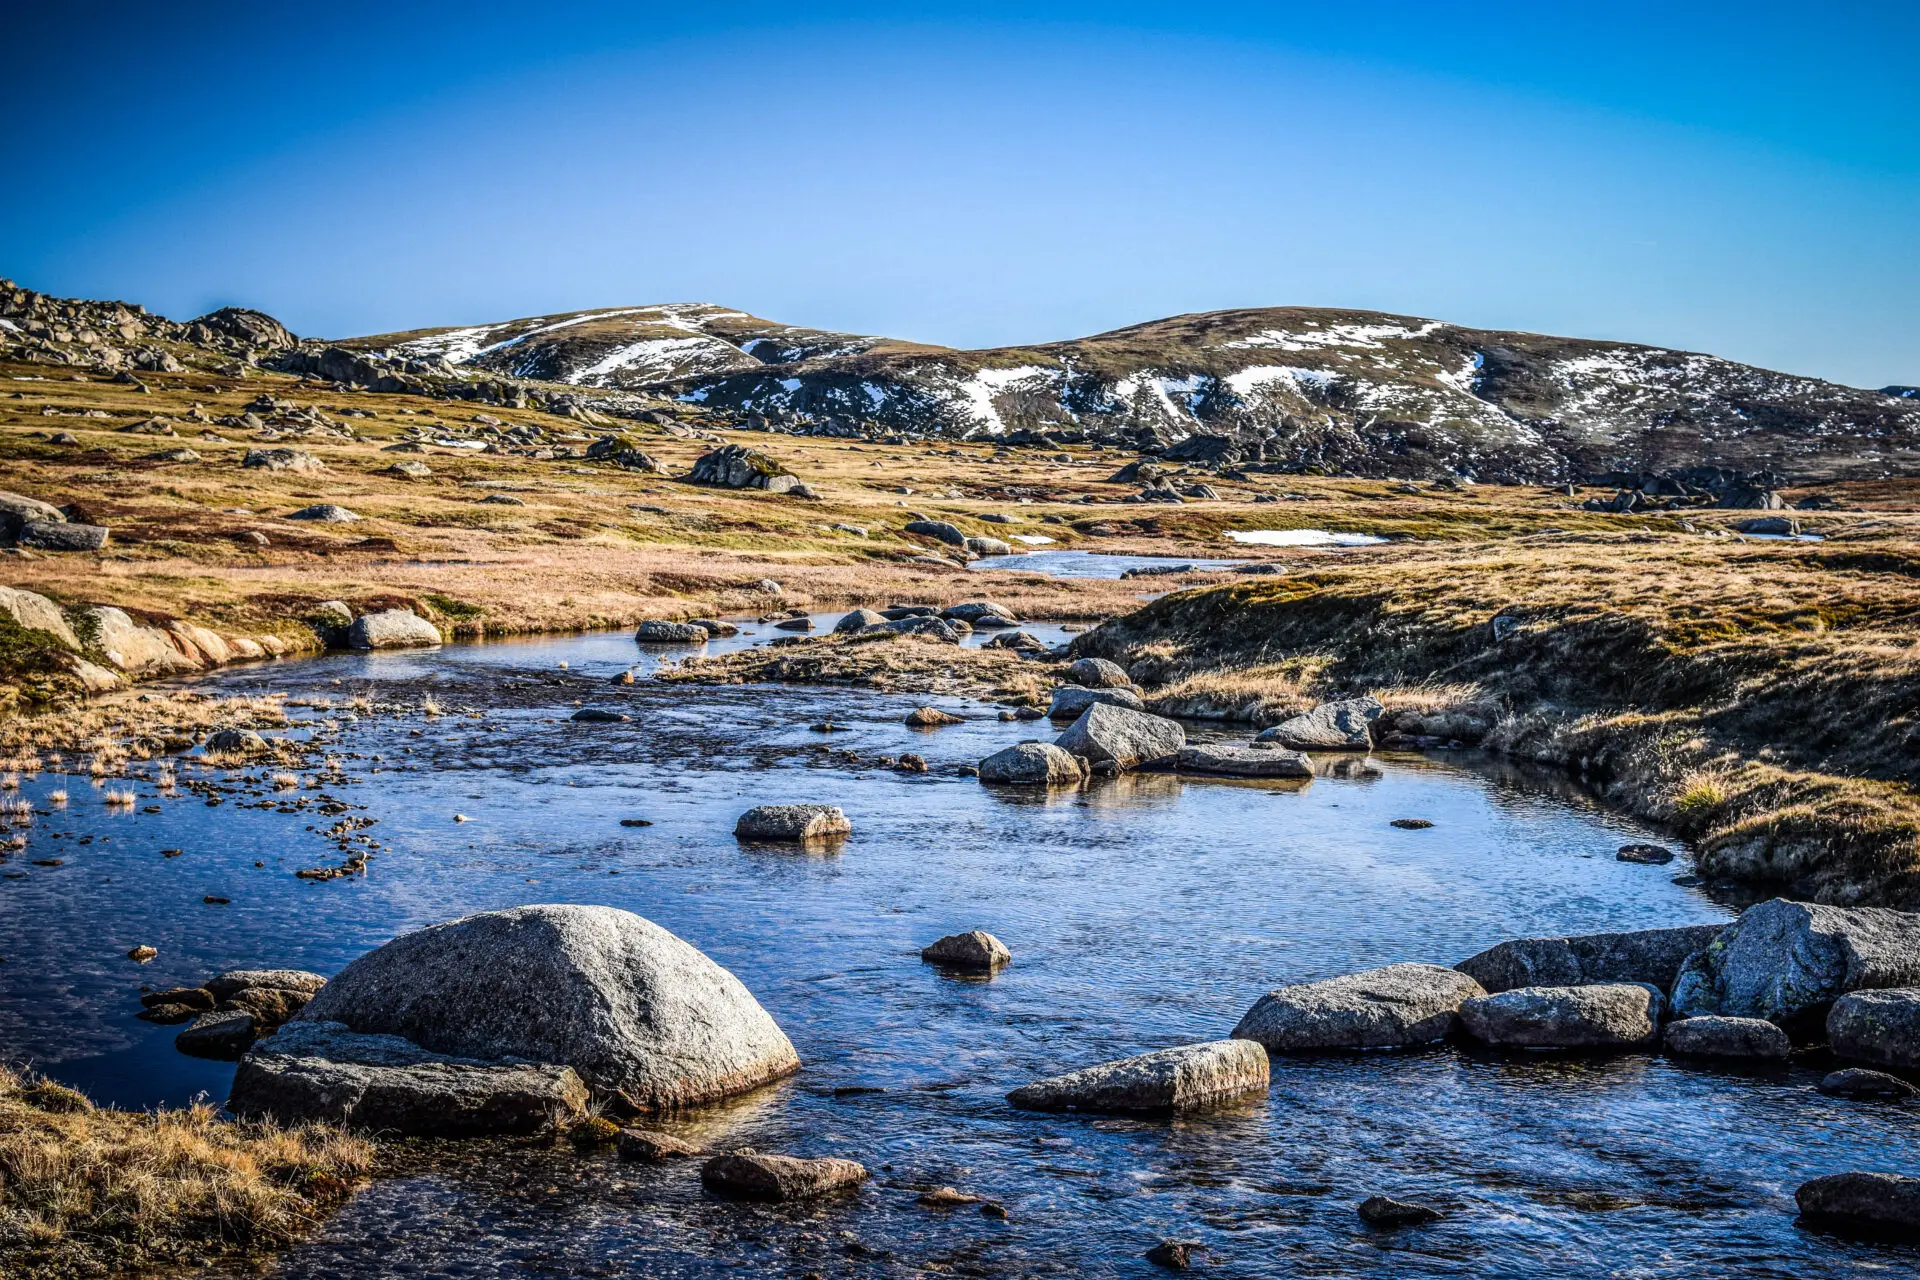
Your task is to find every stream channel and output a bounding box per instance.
[1,618,1914,1278]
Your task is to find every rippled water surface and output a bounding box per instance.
[1,621,1914,1279]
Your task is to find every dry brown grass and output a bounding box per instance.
[1075,530,1920,906]
[0,1066,371,1279]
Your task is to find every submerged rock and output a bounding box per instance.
[1456,924,1725,995]
[176,1009,256,1060]
[1047,685,1145,719]
[618,1128,706,1162]
[229,1021,589,1135]
[348,608,441,650]
[1254,697,1383,751]
[977,742,1086,786]
[734,804,851,842]
[1818,1068,1918,1099]
[1173,743,1313,778]
[1054,702,1185,771]
[206,969,327,999]
[1458,984,1663,1050]
[572,708,630,723]
[1669,899,1920,1027]
[1007,1040,1269,1114]
[1232,963,1486,1051]
[921,930,1011,970]
[291,904,800,1110]
[1795,1172,1920,1236]
[1357,1195,1442,1227]
[1663,1015,1791,1061]
[701,1152,868,1202]
[1827,989,1920,1070]
[1145,1240,1198,1270]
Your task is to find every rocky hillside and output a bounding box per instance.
[348,304,1920,484]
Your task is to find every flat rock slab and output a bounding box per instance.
[1663,1015,1790,1061]
[1054,702,1185,771]
[1007,1040,1270,1114]
[1048,686,1144,720]
[922,930,1011,970]
[979,742,1085,786]
[1827,988,1920,1070]
[1232,963,1486,1051]
[618,1128,707,1162]
[293,904,800,1110]
[1254,697,1382,751]
[1456,924,1725,994]
[1459,984,1663,1051]
[1796,1172,1920,1236]
[734,804,851,842]
[229,1022,588,1136]
[206,969,328,999]
[1173,744,1312,778]
[572,709,630,722]
[701,1152,868,1202]
[176,1009,256,1060]
[1670,898,1920,1026]
[20,520,108,551]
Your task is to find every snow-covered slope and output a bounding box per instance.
[348,304,1920,482]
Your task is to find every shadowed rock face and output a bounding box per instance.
[1456,924,1725,995]
[1670,899,1920,1027]
[293,904,800,1111]
[1795,1172,1920,1235]
[1662,1015,1790,1061]
[1827,989,1920,1069]
[1232,963,1485,1051]
[1007,1040,1269,1113]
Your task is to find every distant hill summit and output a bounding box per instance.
[346,303,1920,483]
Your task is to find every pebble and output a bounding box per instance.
[1390,819,1434,830]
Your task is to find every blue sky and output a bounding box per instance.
[7,2,1916,386]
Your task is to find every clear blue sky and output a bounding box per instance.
[7,2,1916,387]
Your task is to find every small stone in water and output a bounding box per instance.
[1358,1195,1442,1227]
[203,895,230,905]
[1617,843,1676,865]
[1390,819,1434,830]
[161,848,184,858]
[1145,1240,1198,1270]
[127,945,157,962]
[619,818,653,827]
[917,1186,981,1207]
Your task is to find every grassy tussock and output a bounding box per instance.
[1074,533,1920,906]
[0,1067,371,1279]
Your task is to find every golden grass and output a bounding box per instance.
[0,1066,371,1279]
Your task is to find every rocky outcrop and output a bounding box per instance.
[1662,1015,1790,1061]
[87,607,202,676]
[1054,703,1185,771]
[1007,1040,1269,1113]
[921,930,1011,970]
[700,1152,868,1202]
[978,742,1086,786]
[1173,743,1313,778]
[1669,899,1920,1027]
[1065,657,1131,688]
[1458,984,1663,1050]
[348,609,442,650]
[18,521,107,551]
[229,1021,589,1135]
[241,447,326,474]
[734,804,851,842]
[1047,686,1145,719]
[1826,989,1920,1070]
[636,620,709,642]
[1795,1172,1920,1236]
[688,444,799,492]
[1254,697,1383,750]
[1231,964,1486,1051]
[0,585,79,649]
[1455,924,1725,994]
[291,904,801,1110]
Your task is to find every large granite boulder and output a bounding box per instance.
[1048,686,1145,720]
[1007,1040,1269,1113]
[348,608,442,650]
[1669,899,1920,1027]
[0,585,79,649]
[1458,984,1663,1050]
[1795,1172,1920,1237]
[1254,697,1383,751]
[978,741,1086,786]
[1827,988,1920,1070]
[688,444,799,492]
[291,905,800,1110]
[19,520,108,551]
[1663,1015,1791,1061]
[905,519,967,547]
[229,1021,589,1135]
[1232,963,1486,1051]
[0,490,68,540]
[1456,924,1726,994]
[834,608,887,634]
[1054,703,1185,771]
[1173,743,1313,778]
[1065,657,1131,689]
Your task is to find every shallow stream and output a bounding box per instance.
[1,622,1915,1278]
